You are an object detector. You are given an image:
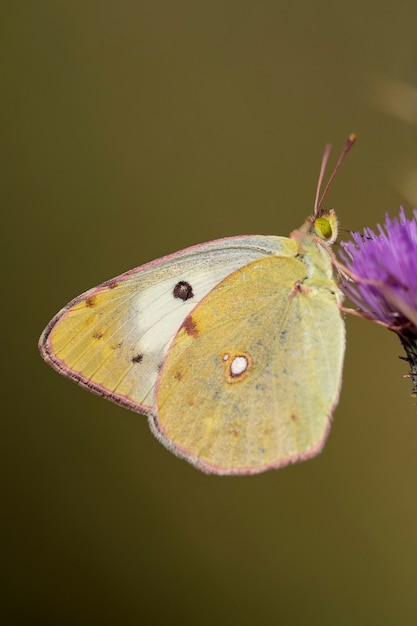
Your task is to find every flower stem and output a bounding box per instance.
[399,331,417,395]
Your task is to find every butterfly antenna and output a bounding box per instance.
[314,133,357,217]
[314,144,332,217]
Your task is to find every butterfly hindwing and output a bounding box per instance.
[153,249,345,475]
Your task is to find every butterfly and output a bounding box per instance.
[39,135,356,475]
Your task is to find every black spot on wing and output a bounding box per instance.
[131,353,143,364]
[173,281,194,301]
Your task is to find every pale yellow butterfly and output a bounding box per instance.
[39,135,356,475]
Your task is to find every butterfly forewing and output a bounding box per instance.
[40,235,294,413]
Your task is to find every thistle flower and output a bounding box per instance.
[340,207,417,394]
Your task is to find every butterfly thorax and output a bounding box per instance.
[290,209,342,300]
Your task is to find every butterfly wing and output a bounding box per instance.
[153,253,345,475]
[39,235,296,415]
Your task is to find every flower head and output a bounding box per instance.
[340,207,417,394]
[341,207,417,328]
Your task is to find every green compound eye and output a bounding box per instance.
[314,216,333,241]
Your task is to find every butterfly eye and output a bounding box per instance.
[313,209,338,243]
[314,217,333,241]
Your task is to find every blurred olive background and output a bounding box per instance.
[3,1,417,624]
